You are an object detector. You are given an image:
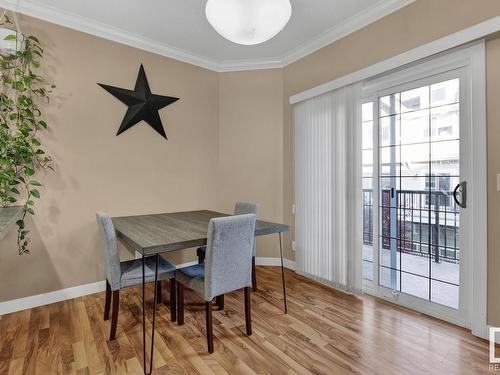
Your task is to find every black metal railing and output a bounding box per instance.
[363,188,460,263]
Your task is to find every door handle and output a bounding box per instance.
[453,181,467,208]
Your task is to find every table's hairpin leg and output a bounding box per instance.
[142,254,146,372]
[142,253,160,375]
[278,232,288,314]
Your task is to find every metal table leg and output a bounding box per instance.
[278,233,288,314]
[142,253,159,375]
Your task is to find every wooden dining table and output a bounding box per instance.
[112,210,290,375]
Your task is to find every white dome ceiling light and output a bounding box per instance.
[205,0,292,46]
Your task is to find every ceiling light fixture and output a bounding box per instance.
[205,0,292,46]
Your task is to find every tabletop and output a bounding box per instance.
[112,210,289,256]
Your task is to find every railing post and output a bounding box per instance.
[433,195,440,263]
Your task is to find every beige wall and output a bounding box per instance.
[486,36,500,324]
[217,70,284,258]
[282,0,500,324]
[0,16,220,301]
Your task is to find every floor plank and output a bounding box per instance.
[0,267,494,374]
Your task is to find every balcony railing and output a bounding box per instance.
[363,188,460,263]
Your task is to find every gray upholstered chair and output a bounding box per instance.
[197,202,259,300]
[96,212,177,341]
[176,213,256,353]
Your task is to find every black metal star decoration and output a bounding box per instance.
[98,64,179,140]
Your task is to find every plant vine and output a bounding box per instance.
[0,14,54,254]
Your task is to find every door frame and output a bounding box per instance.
[361,41,487,337]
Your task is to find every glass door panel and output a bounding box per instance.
[377,78,461,310]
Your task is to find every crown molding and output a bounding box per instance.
[0,0,415,72]
[0,0,222,71]
[216,57,284,72]
[281,0,416,66]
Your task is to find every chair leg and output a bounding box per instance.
[244,287,252,336]
[169,279,177,322]
[252,257,257,291]
[177,283,184,326]
[103,279,111,321]
[156,281,162,304]
[197,247,206,264]
[216,295,224,311]
[205,301,214,353]
[109,289,120,341]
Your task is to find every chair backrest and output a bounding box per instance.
[96,212,121,291]
[204,214,256,301]
[234,202,259,257]
[234,202,259,216]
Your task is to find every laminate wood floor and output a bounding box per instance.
[0,267,494,374]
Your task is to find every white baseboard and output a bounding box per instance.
[174,258,296,271]
[0,258,291,315]
[175,260,198,268]
[0,280,106,315]
[173,257,296,271]
[256,257,295,271]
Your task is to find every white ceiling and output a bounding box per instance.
[0,0,415,71]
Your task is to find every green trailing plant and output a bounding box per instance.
[0,14,54,254]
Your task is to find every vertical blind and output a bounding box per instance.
[294,83,363,293]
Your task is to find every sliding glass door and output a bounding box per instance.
[362,66,471,326]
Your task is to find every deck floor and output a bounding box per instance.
[363,245,459,308]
